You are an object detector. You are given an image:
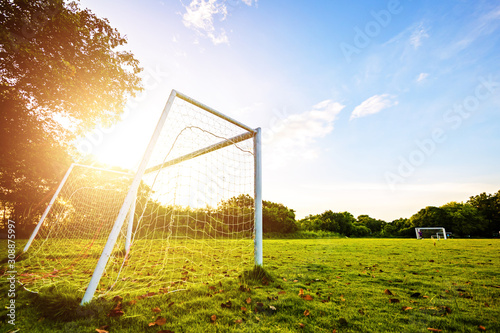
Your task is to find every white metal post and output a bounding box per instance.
[23,164,76,253]
[80,90,178,305]
[254,128,263,266]
[125,194,136,253]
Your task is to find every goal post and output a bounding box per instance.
[415,227,447,240]
[19,90,262,305]
[81,89,261,305]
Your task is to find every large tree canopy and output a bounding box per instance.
[0,0,142,228]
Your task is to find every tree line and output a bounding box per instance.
[286,190,500,238]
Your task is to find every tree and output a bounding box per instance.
[441,201,485,237]
[357,214,386,234]
[0,0,143,228]
[262,200,297,234]
[409,206,452,231]
[467,190,500,236]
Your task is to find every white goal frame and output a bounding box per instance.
[76,90,263,305]
[415,227,447,240]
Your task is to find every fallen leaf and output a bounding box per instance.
[95,329,108,333]
[235,319,243,324]
[304,309,310,316]
[113,295,123,302]
[358,309,365,315]
[278,291,286,295]
[298,323,305,328]
[210,314,216,323]
[298,289,304,296]
[302,295,314,301]
[478,325,486,331]
[246,297,252,304]
[427,329,442,332]
[128,300,137,305]
[384,289,393,295]
[402,306,413,311]
[149,316,167,327]
[241,306,247,312]
[152,307,161,313]
[157,330,174,333]
[389,298,400,303]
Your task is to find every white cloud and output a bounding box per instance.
[264,100,345,168]
[182,0,257,45]
[241,0,256,5]
[410,24,429,49]
[416,72,429,82]
[182,0,229,45]
[350,94,398,120]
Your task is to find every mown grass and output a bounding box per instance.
[1,238,499,332]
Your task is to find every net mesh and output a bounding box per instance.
[19,94,256,300]
[17,165,133,293]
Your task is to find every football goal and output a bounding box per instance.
[20,90,263,305]
[415,227,447,240]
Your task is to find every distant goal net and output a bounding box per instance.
[20,90,263,305]
[415,227,447,240]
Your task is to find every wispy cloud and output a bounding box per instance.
[416,72,429,82]
[410,24,429,49]
[350,94,398,120]
[182,0,256,45]
[441,5,500,58]
[265,100,345,168]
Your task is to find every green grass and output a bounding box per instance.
[1,238,499,332]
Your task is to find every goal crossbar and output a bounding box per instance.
[175,90,256,134]
[145,130,255,174]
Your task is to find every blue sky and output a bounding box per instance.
[78,0,500,221]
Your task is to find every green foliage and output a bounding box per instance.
[263,200,297,234]
[468,190,500,236]
[351,224,371,237]
[298,210,355,236]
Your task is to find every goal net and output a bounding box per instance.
[19,164,134,293]
[415,227,447,240]
[20,90,262,304]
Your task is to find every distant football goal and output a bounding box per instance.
[20,90,263,305]
[415,227,447,240]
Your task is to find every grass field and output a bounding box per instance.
[1,238,499,332]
